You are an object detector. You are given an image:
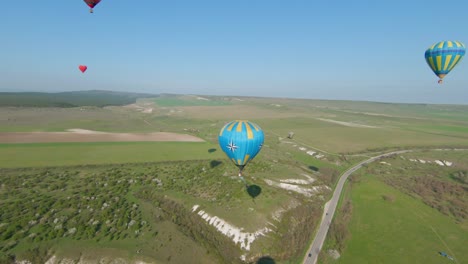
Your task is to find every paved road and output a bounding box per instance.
[303,150,411,264]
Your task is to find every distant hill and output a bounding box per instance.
[0,90,158,107]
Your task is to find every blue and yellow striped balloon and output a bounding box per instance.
[218,120,264,172]
[425,41,465,83]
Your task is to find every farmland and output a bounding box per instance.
[320,150,468,264]
[0,142,220,168]
[330,175,467,264]
[1,92,468,263]
[154,95,232,107]
[0,91,156,108]
[2,92,468,151]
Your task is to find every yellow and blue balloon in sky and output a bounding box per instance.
[425,41,465,84]
[218,120,264,176]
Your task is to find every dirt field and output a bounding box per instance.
[0,129,204,143]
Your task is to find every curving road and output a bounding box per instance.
[303,150,412,264]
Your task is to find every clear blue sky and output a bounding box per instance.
[1,0,467,104]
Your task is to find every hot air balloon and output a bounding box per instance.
[83,0,101,13]
[79,65,87,73]
[425,41,466,84]
[218,120,264,179]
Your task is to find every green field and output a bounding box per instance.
[0,91,156,108]
[334,175,467,264]
[1,94,468,263]
[154,96,231,107]
[319,149,468,264]
[2,95,468,153]
[0,142,223,168]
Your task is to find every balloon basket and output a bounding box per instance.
[238,172,247,185]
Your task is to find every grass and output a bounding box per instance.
[0,91,156,108]
[154,97,231,107]
[418,125,468,134]
[265,120,468,154]
[1,94,468,263]
[253,113,468,153]
[0,162,227,263]
[46,222,219,264]
[0,142,223,168]
[0,157,325,263]
[2,95,468,153]
[335,175,468,264]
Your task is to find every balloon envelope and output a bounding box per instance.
[83,0,101,8]
[79,65,87,73]
[425,41,465,82]
[218,120,264,171]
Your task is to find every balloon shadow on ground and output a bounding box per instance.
[210,160,222,168]
[246,184,262,199]
[256,256,276,264]
[309,165,319,172]
[208,148,217,153]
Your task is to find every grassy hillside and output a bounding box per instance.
[320,150,468,264]
[0,162,233,263]
[336,176,467,264]
[0,150,333,263]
